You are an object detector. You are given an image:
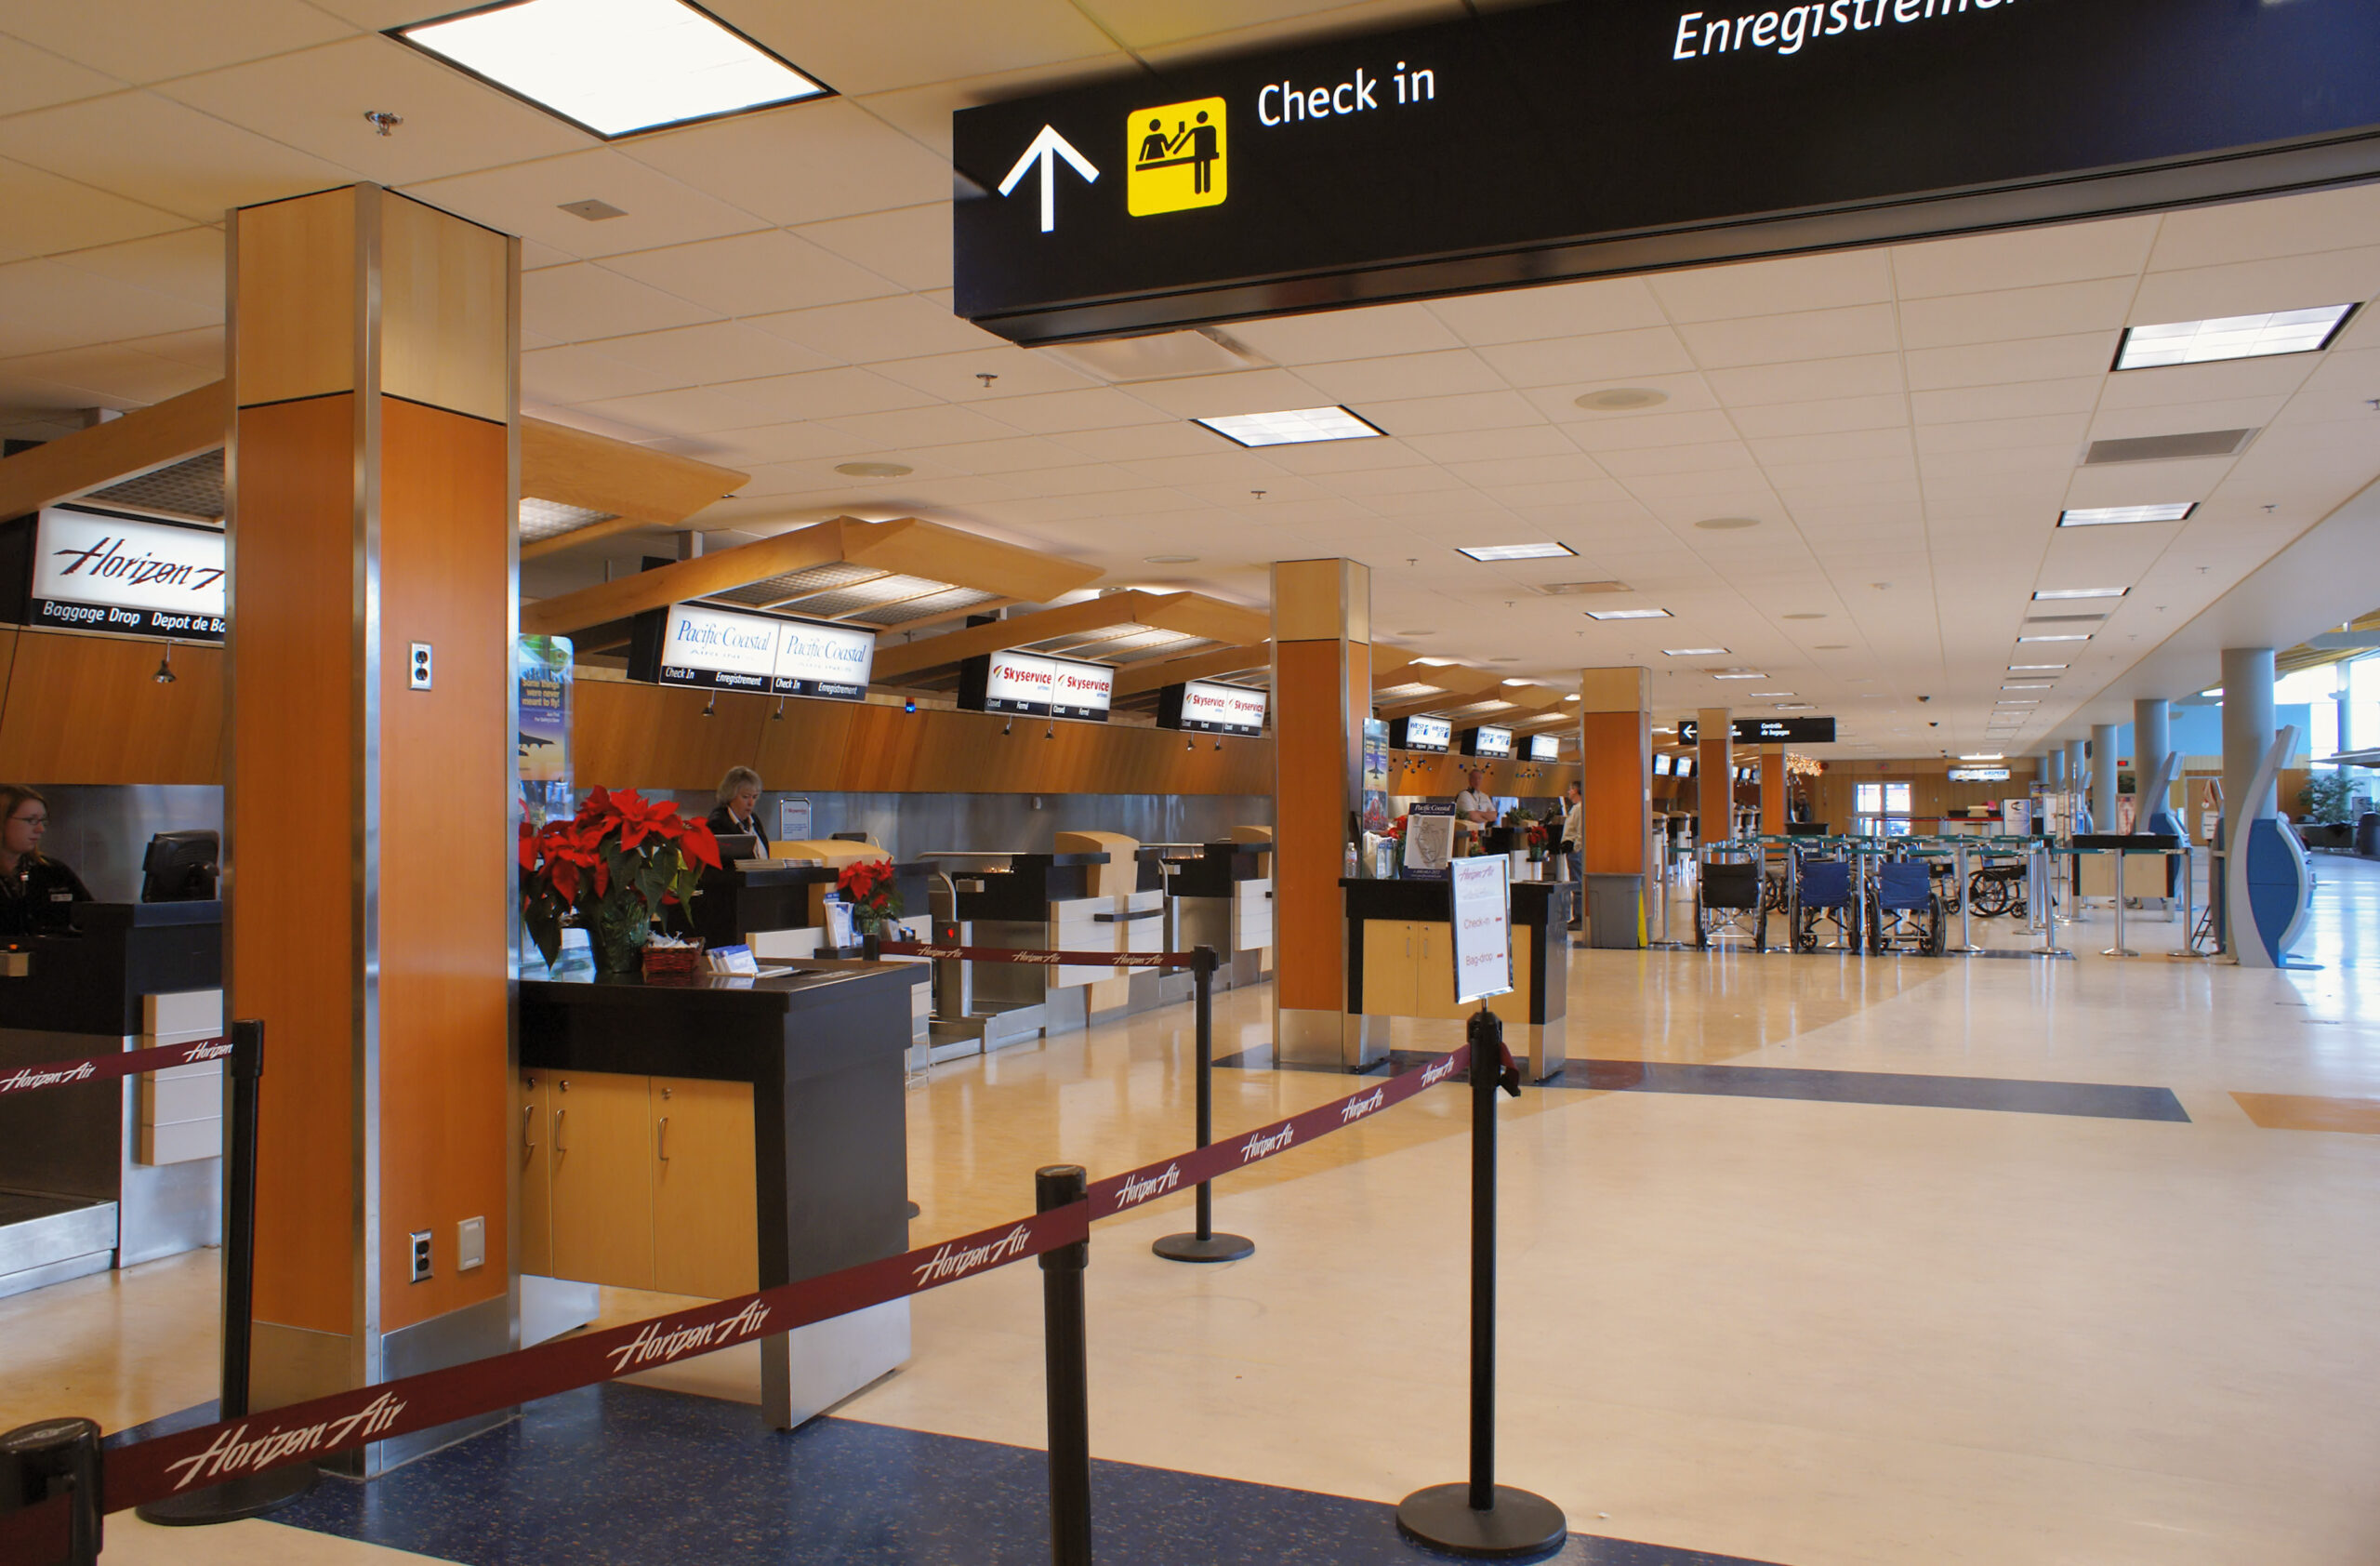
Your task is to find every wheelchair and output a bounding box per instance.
[1867,858,1946,955]
[1695,852,1768,950]
[1791,856,1863,952]
[1966,856,2029,918]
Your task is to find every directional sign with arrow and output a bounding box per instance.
[998,124,1098,234]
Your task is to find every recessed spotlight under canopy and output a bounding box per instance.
[2033,588,2128,601]
[2058,503,2197,527]
[1197,405,1382,447]
[1458,542,1577,562]
[2003,683,2051,691]
[394,0,830,139]
[2113,305,2358,370]
[1586,608,1671,620]
[1144,553,1199,564]
[2017,634,2092,643]
[1409,657,1460,667]
[1960,754,2005,762]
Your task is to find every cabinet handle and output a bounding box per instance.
[555,1108,566,1155]
[522,1102,536,1155]
[656,1116,669,1162]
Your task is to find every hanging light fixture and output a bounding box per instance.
[152,643,176,684]
[772,697,786,721]
[701,693,717,718]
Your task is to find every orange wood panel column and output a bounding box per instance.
[1270,560,1369,1067]
[1576,668,1649,877]
[1760,743,1788,835]
[1697,708,1733,847]
[227,184,517,1471]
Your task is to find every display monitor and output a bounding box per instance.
[1653,753,1673,776]
[1527,734,1560,762]
[1160,679,1267,737]
[1461,725,1514,759]
[627,601,874,700]
[959,649,1115,722]
[1392,714,1452,752]
[711,832,760,865]
[140,829,219,903]
[1675,756,1696,778]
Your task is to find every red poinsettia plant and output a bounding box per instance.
[834,856,903,936]
[520,787,721,970]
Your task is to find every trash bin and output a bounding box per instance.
[2357,811,2379,859]
[1584,873,1646,949]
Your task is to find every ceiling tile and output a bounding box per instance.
[3,0,352,84]
[702,365,942,422]
[1296,349,1507,402]
[0,256,218,358]
[1705,353,1904,405]
[1359,390,1548,436]
[1889,216,2159,298]
[2091,354,2317,409]
[1402,426,1580,464]
[1746,427,1914,467]
[1224,301,1463,364]
[866,345,1100,403]
[794,203,951,292]
[601,230,899,317]
[1474,327,1695,388]
[50,227,223,310]
[1728,393,1908,439]
[1909,378,2101,425]
[821,402,1021,448]
[1896,277,2137,351]
[590,321,837,385]
[972,385,1176,435]
[156,34,594,188]
[0,34,126,116]
[1912,412,2092,455]
[1117,367,1328,418]
[1648,248,1895,322]
[1677,304,1900,369]
[0,341,214,406]
[2126,247,2380,326]
[705,0,1120,97]
[2148,183,2380,271]
[747,292,1005,364]
[1561,408,1741,451]
[622,99,951,226]
[2086,397,2290,444]
[0,92,355,222]
[405,149,771,260]
[1904,333,2115,391]
[522,344,680,405]
[0,157,190,263]
[1426,276,1668,344]
[1046,419,1219,462]
[522,261,721,340]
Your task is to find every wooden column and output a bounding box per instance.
[1697,708,1734,846]
[227,184,517,1470]
[1760,743,1788,835]
[1576,668,1649,876]
[1270,560,1369,1068]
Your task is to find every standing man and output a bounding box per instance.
[1559,781,1584,928]
[1454,768,1497,826]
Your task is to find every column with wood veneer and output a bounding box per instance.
[226,184,517,1471]
[1760,743,1789,835]
[1698,709,1734,847]
[1575,668,1650,877]
[1270,560,1371,1068]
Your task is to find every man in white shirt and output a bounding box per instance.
[1453,769,1497,827]
[1559,782,1584,925]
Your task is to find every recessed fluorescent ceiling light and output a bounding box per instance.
[2003,683,2051,691]
[2032,588,2128,601]
[2058,503,2197,526]
[1585,608,1671,620]
[1196,406,1382,446]
[2113,305,2358,370]
[1960,753,2005,762]
[1747,691,1794,697]
[1458,542,1578,562]
[2017,634,2092,643]
[1410,657,1460,667]
[1712,673,1765,680]
[394,0,829,139]
[2009,664,2068,671]
[1500,678,1536,687]
[1663,647,1727,657]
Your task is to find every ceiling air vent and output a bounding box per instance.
[1534,580,1629,596]
[2082,429,2256,465]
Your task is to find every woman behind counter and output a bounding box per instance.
[706,766,771,854]
[1,784,93,936]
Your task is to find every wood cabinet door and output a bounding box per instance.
[1413,922,1468,1020]
[520,1071,553,1279]
[549,1069,654,1291]
[1360,919,1416,1015]
[651,1076,759,1300]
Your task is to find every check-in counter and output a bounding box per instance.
[922,849,1112,1048]
[1164,836,1273,989]
[687,844,934,1055]
[0,901,225,1295]
[518,958,922,1430]
[1340,878,1572,1080]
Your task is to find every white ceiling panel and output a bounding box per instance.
[2148,183,2380,271]
[522,261,721,340]
[866,346,1101,403]
[694,419,874,465]
[703,365,941,423]
[1401,426,1580,464]
[592,321,838,385]
[0,92,354,222]
[156,34,592,188]
[2089,353,2319,409]
[707,0,1120,97]
[1895,277,2137,351]
[821,402,1023,448]
[2085,397,2290,443]
[0,341,213,407]
[1424,276,1669,344]
[1908,378,2101,425]
[0,160,191,263]
[978,386,1179,435]
[2125,247,2380,326]
[747,293,1007,364]
[2,0,351,84]
[1473,327,1696,389]
[1225,301,1461,364]
[622,99,951,226]
[1120,368,1329,418]
[1295,349,1507,402]
[1744,427,1914,468]
[1702,353,1904,405]
[49,228,223,310]
[1890,216,2159,298]
[405,150,770,260]
[1726,393,1908,440]
[1903,333,2117,392]
[1911,412,2093,455]
[0,256,219,358]
[602,230,900,318]
[794,203,952,292]
[0,33,126,116]
[1359,390,1548,436]
[522,344,680,405]
[1048,419,1224,461]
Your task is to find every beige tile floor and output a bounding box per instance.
[14,858,2380,1565]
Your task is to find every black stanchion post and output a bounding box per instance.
[140,1019,318,1526]
[1395,1010,1567,1559]
[1154,946,1252,1264]
[0,1416,102,1565]
[1037,1165,1093,1566]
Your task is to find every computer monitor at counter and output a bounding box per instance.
[140,829,218,904]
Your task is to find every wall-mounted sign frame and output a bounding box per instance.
[952,0,2380,344]
[1160,678,1267,737]
[1391,714,1452,752]
[1679,716,1836,746]
[1,505,227,641]
[1527,734,1561,762]
[1461,725,1514,759]
[960,648,1116,721]
[628,602,876,700]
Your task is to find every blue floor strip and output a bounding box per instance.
[272,1384,1782,1566]
[1538,1057,2189,1122]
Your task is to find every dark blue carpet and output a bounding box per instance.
[270,1383,1781,1566]
[1541,1057,2188,1121]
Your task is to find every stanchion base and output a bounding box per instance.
[2102,948,2140,959]
[1395,1483,1568,1559]
[137,1462,318,1525]
[1151,1231,1253,1264]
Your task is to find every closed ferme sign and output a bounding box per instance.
[18,507,226,641]
[1162,679,1267,737]
[628,603,876,700]
[952,0,2380,342]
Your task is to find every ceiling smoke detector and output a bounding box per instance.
[1574,387,1669,412]
[559,197,628,221]
[1694,516,1759,531]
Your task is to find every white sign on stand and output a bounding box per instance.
[778,797,813,844]
[1449,854,1514,1005]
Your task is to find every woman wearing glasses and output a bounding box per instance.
[0,785,92,936]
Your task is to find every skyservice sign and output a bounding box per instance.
[1170,679,1267,737]
[974,649,1115,722]
[28,508,226,641]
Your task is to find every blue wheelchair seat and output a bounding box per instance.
[1876,861,1932,910]
[1799,861,1851,906]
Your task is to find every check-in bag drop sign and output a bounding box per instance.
[1451,855,1514,1005]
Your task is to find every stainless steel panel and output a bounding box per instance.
[760,1297,909,1430]
[0,1249,116,1300]
[24,787,223,904]
[519,1274,600,1347]
[374,1293,515,1473]
[0,1192,116,1283]
[656,790,1271,865]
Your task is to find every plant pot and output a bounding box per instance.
[588,896,654,976]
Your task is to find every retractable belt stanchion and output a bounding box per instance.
[2102,849,2140,959]
[0,1417,101,1566]
[1395,1010,1567,1559]
[1153,946,1252,1264]
[1947,842,1982,955]
[139,1018,318,1525]
[1038,1165,1093,1566]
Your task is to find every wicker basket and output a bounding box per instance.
[640,939,705,981]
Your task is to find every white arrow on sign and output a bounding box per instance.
[998,124,1099,234]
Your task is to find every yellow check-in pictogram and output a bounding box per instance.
[1127,97,1226,216]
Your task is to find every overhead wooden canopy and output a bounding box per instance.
[1111,642,1270,697]
[870,591,1268,684]
[522,516,1102,639]
[0,378,745,551]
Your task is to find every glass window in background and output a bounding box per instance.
[2349,652,2380,757]
[1855,781,1914,837]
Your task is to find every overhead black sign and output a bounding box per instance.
[1679,717,1836,745]
[953,0,2380,343]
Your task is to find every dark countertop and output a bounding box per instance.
[521,961,925,1087]
[523,960,923,1012]
[1341,877,1576,924]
